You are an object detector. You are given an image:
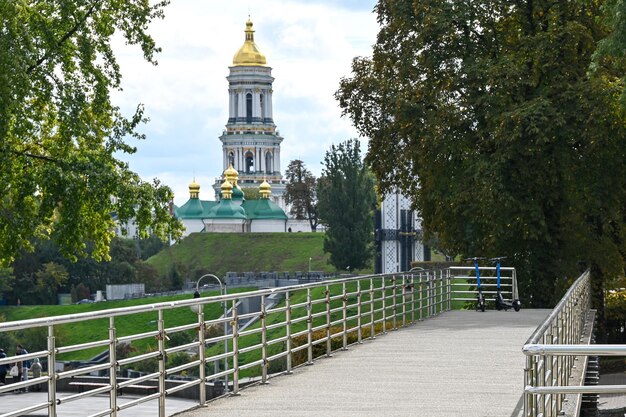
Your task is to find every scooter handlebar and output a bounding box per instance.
[489,256,507,262]
[464,257,487,262]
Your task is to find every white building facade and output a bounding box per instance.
[375,192,430,273]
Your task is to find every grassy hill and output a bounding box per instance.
[146,232,352,277]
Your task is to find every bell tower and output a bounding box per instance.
[214,19,286,208]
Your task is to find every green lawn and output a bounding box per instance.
[146,232,373,277]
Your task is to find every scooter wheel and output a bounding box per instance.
[513,300,521,312]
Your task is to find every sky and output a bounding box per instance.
[113,0,380,206]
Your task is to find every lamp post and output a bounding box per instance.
[194,273,229,393]
[308,257,312,273]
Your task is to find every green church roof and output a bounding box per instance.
[244,199,288,220]
[206,199,247,220]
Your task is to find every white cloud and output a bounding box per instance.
[112,1,379,205]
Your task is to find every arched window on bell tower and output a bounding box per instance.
[245,151,254,174]
[228,152,235,167]
[246,93,252,123]
[265,151,272,174]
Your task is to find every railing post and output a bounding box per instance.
[382,277,387,334]
[307,288,313,364]
[109,317,118,417]
[357,280,363,344]
[419,273,423,320]
[391,276,397,330]
[401,275,407,328]
[342,282,348,350]
[325,285,332,357]
[410,275,415,324]
[369,277,375,339]
[231,299,240,395]
[157,310,166,417]
[47,325,57,417]
[286,290,293,374]
[261,295,269,384]
[197,304,206,405]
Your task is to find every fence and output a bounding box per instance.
[521,269,620,417]
[0,266,516,417]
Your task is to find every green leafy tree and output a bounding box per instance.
[317,140,376,271]
[0,0,181,267]
[285,160,319,231]
[336,1,626,323]
[35,262,69,304]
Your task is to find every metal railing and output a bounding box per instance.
[520,269,622,417]
[0,267,514,417]
[449,265,519,304]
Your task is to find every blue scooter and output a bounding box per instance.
[491,257,521,312]
[466,257,486,312]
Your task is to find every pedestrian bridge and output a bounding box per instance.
[0,268,609,417]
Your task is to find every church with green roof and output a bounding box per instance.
[175,165,288,235]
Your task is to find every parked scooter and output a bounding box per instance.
[491,257,521,312]
[466,257,486,312]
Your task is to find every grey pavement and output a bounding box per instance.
[0,391,197,416]
[178,309,550,417]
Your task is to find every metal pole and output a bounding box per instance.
[307,288,313,364]
[261,295,268,384]
[197,304,206,405]
[157,310,166,417]
[286,290,293,374]
[109,317,118,417]
[231,300,240,395]
[47,325,57,417]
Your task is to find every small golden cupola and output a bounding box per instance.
[224,164,239,186]
[259,177,271,199]
[232,19,267,66]
[221,179,234,200]
[189,179,200,199]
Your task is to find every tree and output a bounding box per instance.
[336,1,626,318]
[285,160,319,231]
[35,262,69,304]
[317,140,376,271]
[0,0,181,267]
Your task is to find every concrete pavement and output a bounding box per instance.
[177,309,549,417]
[0,391,196,416]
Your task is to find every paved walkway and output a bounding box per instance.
[0,391,196,416]
[177,309,549,417]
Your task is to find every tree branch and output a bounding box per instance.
[27,0,101,74]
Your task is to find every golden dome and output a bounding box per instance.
[232,19,267,66]
[259,177,271,199]
[221,179,233,200]
[189,179,200,198]
[224,164,239,186]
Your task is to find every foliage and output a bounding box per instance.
[606,288,626,343]
[0,0,182,267]
[7,237,175,304]
[336,1,626,316]
[284,160,319,231]
[35,262,69,304]
[317,140,376,270]
[240,187,260,200]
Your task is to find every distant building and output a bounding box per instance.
[375,192,430,273]
[175,168,288,236]
[212,18,287,209]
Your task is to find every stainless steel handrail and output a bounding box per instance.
[521,269,603,417]
[0,267,505,417]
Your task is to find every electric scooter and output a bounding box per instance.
[466,257,486,312]
[491,257,521,312]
